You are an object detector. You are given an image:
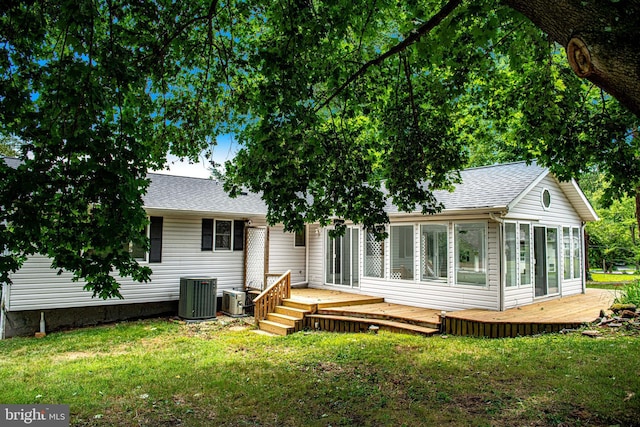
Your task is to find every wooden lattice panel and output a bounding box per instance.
[246,227,266,290]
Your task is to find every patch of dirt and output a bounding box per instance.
[181,315,256,338]
[51,350,127,362]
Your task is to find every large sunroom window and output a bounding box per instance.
[563,227,571,280]
[390,225,414,280]
[519,224,531,286]
[573,227,581,279]
[455,223,486,286]
[420,224,448,282]
[505,223,517,287]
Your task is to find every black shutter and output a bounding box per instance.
[233,220,245,251]
[149,216,163,263]
[202,219,213,251]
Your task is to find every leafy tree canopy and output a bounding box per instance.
[1,0,638,298]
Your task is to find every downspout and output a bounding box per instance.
[581,222,587,294]
[305,224,310,285]
[0,282,7,340]
[489,213,505,311]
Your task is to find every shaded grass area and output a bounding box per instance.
[1,318,639,426]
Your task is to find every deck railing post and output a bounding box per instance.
[253,271,291,321]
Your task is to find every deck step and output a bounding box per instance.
[316,307,440,329]
[316,297,385,309]
[307,314,440,336]
[275,305,310,318]
[259,320,295,336]
[267,312,302,327]
[282,299,316,312]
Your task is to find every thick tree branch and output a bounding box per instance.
[505,0,640,118]
[314,0,462,113]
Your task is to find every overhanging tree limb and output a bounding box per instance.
[314,0,462,113]
[505,0,640,118]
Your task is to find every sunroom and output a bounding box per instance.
[310,162,598,312]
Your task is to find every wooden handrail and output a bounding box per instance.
[253,270,291,321]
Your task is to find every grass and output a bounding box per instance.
[1,318,639,426]
[589,272,640,283]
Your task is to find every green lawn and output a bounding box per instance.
[590,272,640,283]
[1,318,639,426]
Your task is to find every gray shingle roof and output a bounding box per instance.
[6,157,583,218]
[384,161,547,213]
[1,156,22,169]
[144,173,267,215]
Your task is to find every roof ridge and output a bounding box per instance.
[147,172,217,182]
[461,160,534,172]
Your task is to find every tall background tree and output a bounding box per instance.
[1,0,639,297]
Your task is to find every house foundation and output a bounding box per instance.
[3,301,179,338]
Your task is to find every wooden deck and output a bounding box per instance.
[289,288,385,308]
[286,288,614,338]
[289,289,440,335]
[444,288,615,338]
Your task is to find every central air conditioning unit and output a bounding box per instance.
[179,277,217,320]
[222,290,246,317]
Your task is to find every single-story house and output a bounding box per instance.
[0,160,597,338]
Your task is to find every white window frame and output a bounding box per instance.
[390,224,415,281]
[128,222,149,263]
[504,222,518,287]
[419,223,448,283]
[572,226,581,279]
[214,219,233,251]
[294,227,306,248]
[454,222,488,287]
[541,188,552,210]
[518,222,533,287]
[503,221,534,288]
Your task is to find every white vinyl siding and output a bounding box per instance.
[507,175,582,224]
[504,177,585,308]
[307,224,324,286]
[268,225,306,284]
[6,214,253,311]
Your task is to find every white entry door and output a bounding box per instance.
[325,228,360,287]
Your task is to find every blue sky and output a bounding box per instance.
[152,134,238,179]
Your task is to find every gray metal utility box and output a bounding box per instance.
[179,277,217,320]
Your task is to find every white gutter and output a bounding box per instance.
[391,206,508,218]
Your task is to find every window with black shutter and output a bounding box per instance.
[149,216,163,263]
[202,219,213,251]
[233,220,245,251]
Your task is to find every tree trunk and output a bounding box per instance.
[636,186,640,246]
[505,0,640,118]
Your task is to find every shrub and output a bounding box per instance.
[613,279,640,306]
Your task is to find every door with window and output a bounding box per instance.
[534,226,559,297]
[325,228,360,287]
